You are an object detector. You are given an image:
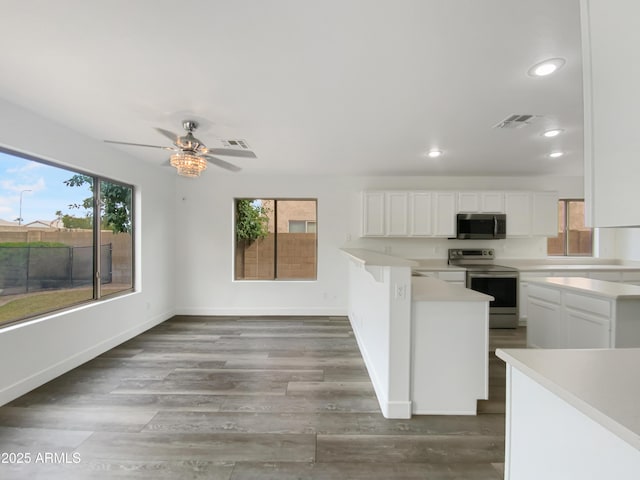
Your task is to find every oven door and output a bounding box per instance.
[466,272,518,314]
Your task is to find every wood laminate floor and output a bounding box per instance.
[0,316,526,479]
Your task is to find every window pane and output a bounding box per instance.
[276,200,317,280]
[567,201,592,256]
[547,201,565,256]
[100,179,133,297]
[235,199,274,280]
[234,198,317,280]
[0,152,94,325]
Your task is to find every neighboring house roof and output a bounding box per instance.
[25,219,62,229]
[0,218,20,227]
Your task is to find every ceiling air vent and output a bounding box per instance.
[221,139,251,149]
[493,114,539,129]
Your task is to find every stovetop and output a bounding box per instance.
[459,263,518,272]
[447,248,518,272]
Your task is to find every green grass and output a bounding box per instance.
[0,286,130,325]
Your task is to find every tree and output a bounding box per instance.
[64,175,132,234]
[235,199,270,279]
[235,199,270,244]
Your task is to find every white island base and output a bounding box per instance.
[497,348,640,479]
[411,277,490,415]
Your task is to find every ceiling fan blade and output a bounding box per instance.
[202,154,242,172]
[154,127,180,144]
[205,147,257,158]
[104,139,175,150]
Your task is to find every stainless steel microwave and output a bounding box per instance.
[456,213,506,239]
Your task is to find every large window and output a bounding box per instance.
[0,149,134,326]
[235,199,317,280]
[547,199,593,256]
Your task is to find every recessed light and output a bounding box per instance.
[548,151,564,158]
[528,58,566,77]
[542,129,564,138]
[427,150,442,158]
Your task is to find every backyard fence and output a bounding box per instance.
[0,244,112,295]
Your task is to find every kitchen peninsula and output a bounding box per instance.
[342,248,492,418]
[497,347,640,479]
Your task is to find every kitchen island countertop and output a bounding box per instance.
[497,347,640,450]
[412,276,492,302]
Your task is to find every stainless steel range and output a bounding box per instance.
[448,248,519,328]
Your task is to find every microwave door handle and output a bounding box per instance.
[493,216,498,236]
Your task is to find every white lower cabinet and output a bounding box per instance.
[527,284,565,348]
[527,280,640,349]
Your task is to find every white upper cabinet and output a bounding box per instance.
[362,191,385,236]
[361,190,555,238]
[532,192,558,237]
[581,0,640,227]
[385,191,409,236]
[505,191,532,237]
[457,192,504,213]
[432,192,457,237]
[458,192,480,212]
[409,192,433,236]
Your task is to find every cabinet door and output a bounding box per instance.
[505,192,532,237]
[458,192,479,213]
[527,284,564,348]
[385,191,409,236]
[433,192,457,237]
[481,192,505,213]
[409,192,433,236]
[566,308,611,348]
[362,192,385,236]
[532,192,558,236]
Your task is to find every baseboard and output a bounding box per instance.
[175,306,348,316]
[0,309,174,406]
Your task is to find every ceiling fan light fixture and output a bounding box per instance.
[170,152,207,177]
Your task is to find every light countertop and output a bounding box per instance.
[341,248,418,267]
[529,276,640,299]
[412,276,493,302]
[504,263,640,272]
[496,347,640,451]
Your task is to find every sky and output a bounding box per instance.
[0,151,92,224]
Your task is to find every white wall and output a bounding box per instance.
[0,99,176,405]
[174,174,351,315]
[174,173,587,315]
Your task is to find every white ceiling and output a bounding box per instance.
[0,0,584,177]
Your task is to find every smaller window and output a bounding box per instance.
[547,199,593,256]
[235,199,317,280]
[288,220,316,233]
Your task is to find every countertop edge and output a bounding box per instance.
[528,277,640,299]
[496,348,640,451]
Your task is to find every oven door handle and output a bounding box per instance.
[468,273,519,279]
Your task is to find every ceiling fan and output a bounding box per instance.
[104,120,256,177]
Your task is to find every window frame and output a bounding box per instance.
[234,197,318,282]
[0,147,135,328]
[548,198,593,257]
